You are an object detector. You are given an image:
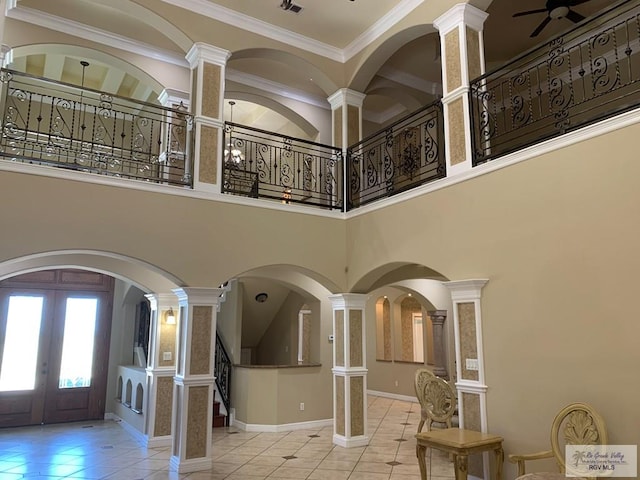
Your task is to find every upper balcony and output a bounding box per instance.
[1,0,639,213]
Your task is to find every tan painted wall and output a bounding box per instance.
[256,291,305,365]
[231,364,331,425]
[0,172,348,291]
[347,122,640,479]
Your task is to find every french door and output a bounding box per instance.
[0,284,112,427]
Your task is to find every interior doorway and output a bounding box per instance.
[0,269,114,427]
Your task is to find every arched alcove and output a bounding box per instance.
[135,383,144,413]
[125,379,133,407]
[116,376,123,402]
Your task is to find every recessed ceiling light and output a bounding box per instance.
[255,292,268,303]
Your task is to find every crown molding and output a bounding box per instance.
[159,0,343,62]
[343,0,424,61]
[433,3,489,34]
[160,0,423,63]
[5,4,188,67]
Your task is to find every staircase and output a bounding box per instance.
[213,392,226,428]
[213,332,232,427]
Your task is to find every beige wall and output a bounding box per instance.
[231,365,331,426]
[256,291,306,365]
[0,172,348,291]
[347,122,640,479]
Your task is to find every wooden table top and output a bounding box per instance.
[415,428,503,449]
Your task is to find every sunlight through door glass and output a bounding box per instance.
[59,298,97,389]
[0,296,44,391]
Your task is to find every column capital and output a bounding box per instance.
[328,293,368,309]
[327,88,366,110]
[172,287,223,305]
[433,3,489,34]
[145,292,179,308]
[443,279,488,300]
[428,310,448,322]
[186,42,231,68]
[0,45,11,68]
[158,88,190,109]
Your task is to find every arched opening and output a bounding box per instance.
[134,383,144,413]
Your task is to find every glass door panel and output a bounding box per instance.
[58,297,98,389]
[0,295,44,392]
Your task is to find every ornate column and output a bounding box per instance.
[428,310,448,379]
[444,279,490,479]
[170,287,222,473]
[328,89,365,210]
[328,88,366,150]
[434,4,488,174]
[185,43,231,193]
[329,294,369,448]
[144,293,178,447]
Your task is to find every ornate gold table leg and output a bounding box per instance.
[416,443,428,480]
[455,454,468,480]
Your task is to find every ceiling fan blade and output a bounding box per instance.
[513,8,548,17]
[569,0,592,6]
[566,9,586,23]
[531,16,552,37]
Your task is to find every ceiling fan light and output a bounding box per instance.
[550,6,570,19]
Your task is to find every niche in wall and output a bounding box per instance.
[375,296,392,361]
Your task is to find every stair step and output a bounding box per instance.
[213,414,226,428]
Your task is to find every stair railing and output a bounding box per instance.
[215,332,232,425]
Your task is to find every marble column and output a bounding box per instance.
[144,293,178,448]
[428,310,448,379]
[185,43,231,193]
[169,287,222,473]
[434,4,488,174]
[329,294,369,448]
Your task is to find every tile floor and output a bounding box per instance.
[0,395,454,479]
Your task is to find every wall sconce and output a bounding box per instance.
[165,307,176,325]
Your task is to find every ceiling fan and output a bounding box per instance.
[513,0,592,38]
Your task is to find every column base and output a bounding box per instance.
[169,455,212,473]
[145,435,172,448]
[333,434,369,448]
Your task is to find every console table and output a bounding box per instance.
[416,428,504,480]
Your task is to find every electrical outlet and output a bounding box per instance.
[163,352,172,361]
[299,402,305,411]
[394,380,398,387]
[465,358,479,371]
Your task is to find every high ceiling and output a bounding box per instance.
[6,0,617,137]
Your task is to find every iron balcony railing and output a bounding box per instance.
[470,0,640,165]
[345,100,445,211]
[0,68,193,186]
[222,122,343,210]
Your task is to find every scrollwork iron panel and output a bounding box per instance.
[221,122,342,209]
[0,69,193,186]
[470,1,640,165]
[346,101,445,211]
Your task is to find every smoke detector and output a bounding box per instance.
[280,0,302,13]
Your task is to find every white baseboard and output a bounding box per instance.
[333,433,370,448]
[105,412,147,445]
[170,455,212,473]
[367,389,418,403]
[231,418,332,433]
[146,435,172,448]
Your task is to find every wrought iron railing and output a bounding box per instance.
[215,332,232,425]
[222,122,343,209]
[346,100,445,211]
[470,0,640,165]
[0,69,193,186]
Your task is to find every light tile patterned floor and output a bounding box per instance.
[0,395,454,479]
